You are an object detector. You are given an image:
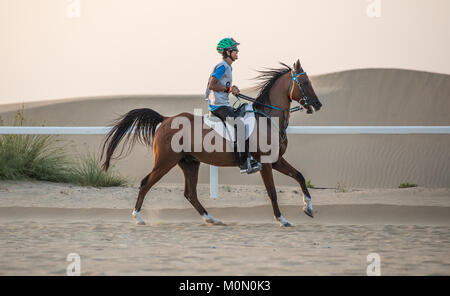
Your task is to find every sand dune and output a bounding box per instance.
[1,68,449,188]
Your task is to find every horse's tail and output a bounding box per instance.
[101,108,165,171]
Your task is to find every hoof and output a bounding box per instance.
[276,216,293,227]
[203,214,225,226]
[303,206,314,218]
[281,222,292,227]
[206,219,225,226]
[132,210,146,225]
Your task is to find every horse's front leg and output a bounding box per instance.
[259,163,292,227]
[272,157,314,218]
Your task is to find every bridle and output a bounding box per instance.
[289,69,312,110]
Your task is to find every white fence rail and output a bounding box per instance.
[1,126,450,135]
[286,126,450,134]
[0,126,112,135]
[2,126,450,198]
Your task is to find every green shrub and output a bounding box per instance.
[306,180,315,189]
[0,107,128,187]
[398,182,417,188]
[335,182,349,193]
[68,152,128,187]
[0,108,72,182]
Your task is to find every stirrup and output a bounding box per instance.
[240,157,262,174]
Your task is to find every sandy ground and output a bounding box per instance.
[0,181,449,275]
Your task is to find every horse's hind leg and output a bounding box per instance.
[178,157,224,225]
[132,154,180,225]
[272,157,314,218]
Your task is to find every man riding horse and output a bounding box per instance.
[206,37,262,174]
[101,37,323,226]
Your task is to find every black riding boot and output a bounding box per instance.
[212,105,261,174]
[237,139,262,174]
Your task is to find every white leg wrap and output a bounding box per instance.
[276,215,292,227]
[203,213,224,225]
[132,209,146,225]
[303,194,313,210]
[302,193,314,217]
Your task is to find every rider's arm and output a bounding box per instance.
[208,76,231,93]
[208,65,240,95]
[208,65,229,92]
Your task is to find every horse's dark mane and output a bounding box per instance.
[254,63,292,105]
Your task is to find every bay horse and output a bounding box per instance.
[101,59,322,227]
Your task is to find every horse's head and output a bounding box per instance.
[289,59,322,114]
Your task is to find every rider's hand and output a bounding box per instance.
[231,85,240,95]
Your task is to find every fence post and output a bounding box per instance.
[210,165,219,199]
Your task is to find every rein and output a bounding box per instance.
[235,93,303,113]
[235,68,308,112]
[234,92,301,143]
[231,68,311,143]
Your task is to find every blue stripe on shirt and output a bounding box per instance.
[212,65,226,80]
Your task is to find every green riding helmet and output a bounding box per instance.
[217,37,240,54]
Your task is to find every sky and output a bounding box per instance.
[1,0,449,103]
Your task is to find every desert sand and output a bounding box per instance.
[0,181,449,275]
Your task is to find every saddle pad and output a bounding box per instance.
[203,104,256,142]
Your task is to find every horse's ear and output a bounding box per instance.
[294,59,301,71]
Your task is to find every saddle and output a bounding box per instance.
[203,103,256,142]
